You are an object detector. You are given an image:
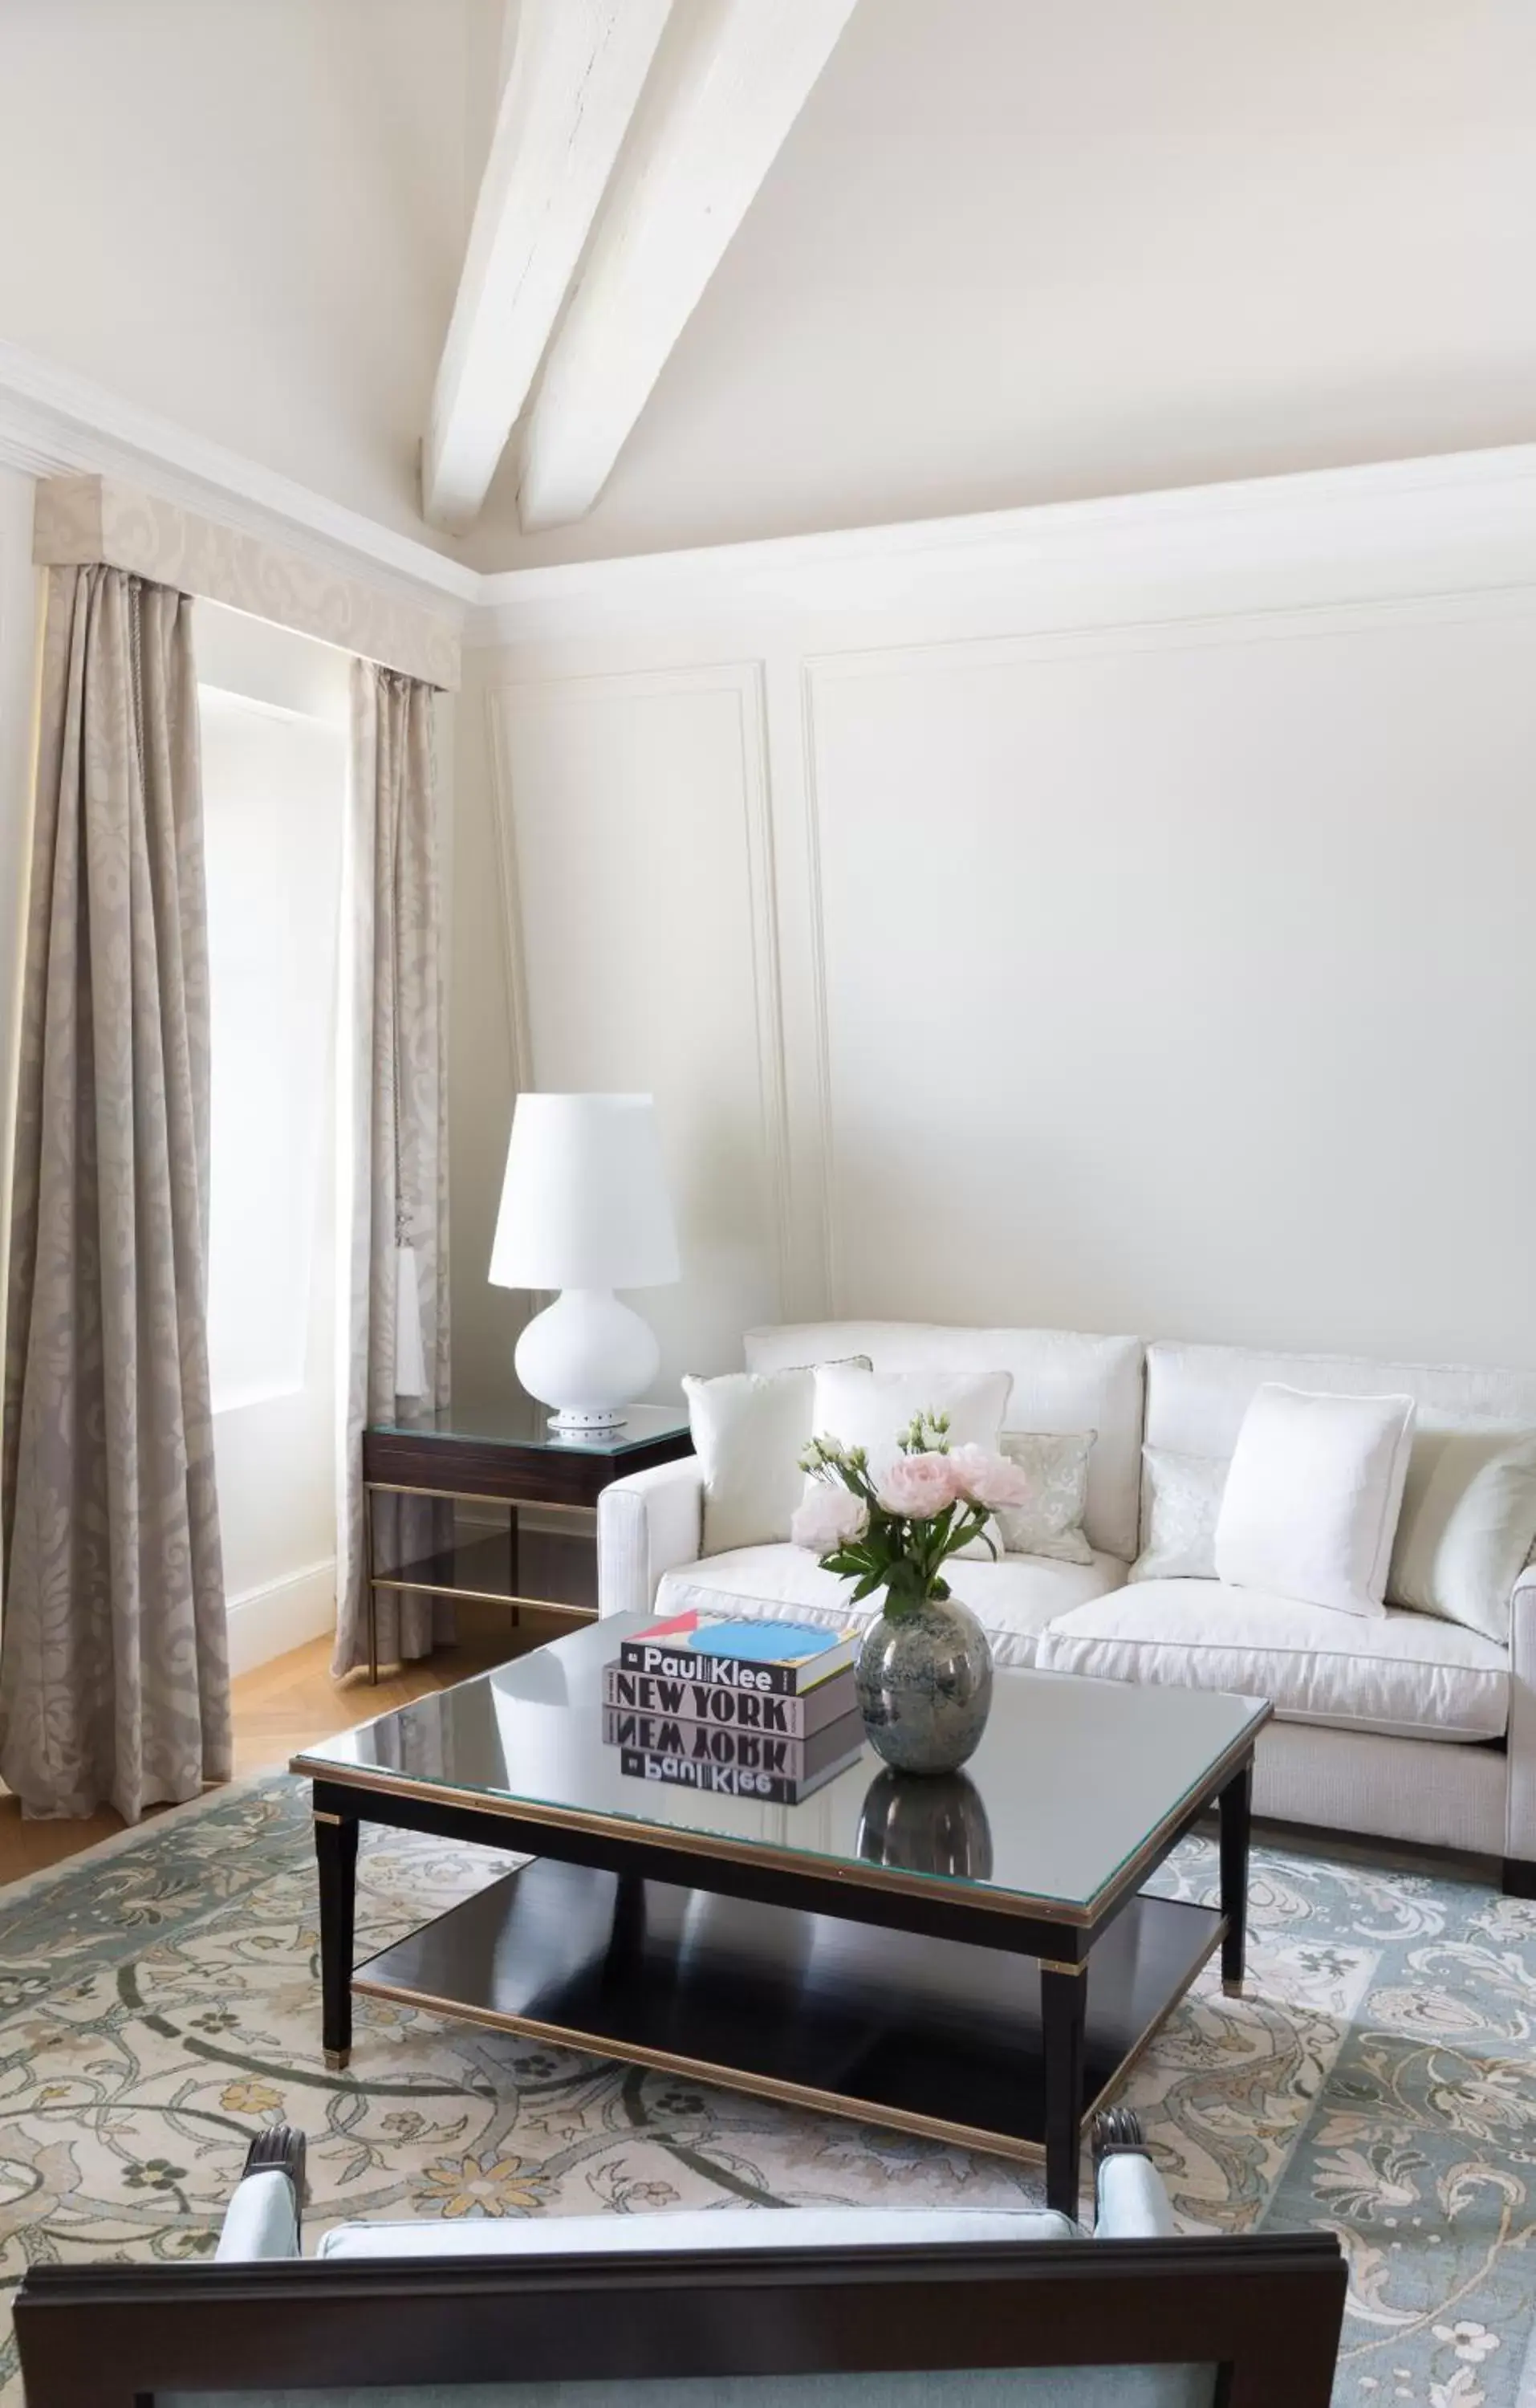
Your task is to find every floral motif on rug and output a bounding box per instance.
[0,1774,1532,2405]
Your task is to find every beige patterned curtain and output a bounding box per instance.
[333,662,449,1679]
[0,566,230,1822]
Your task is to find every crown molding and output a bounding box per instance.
[4,334,1533,662]
[0,337,478,624]
[469,441,1536,646]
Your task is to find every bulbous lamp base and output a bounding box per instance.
[514,1287,661,1433]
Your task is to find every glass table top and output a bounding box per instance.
[297,1617,1268,1922]
[370,1397,692,1457]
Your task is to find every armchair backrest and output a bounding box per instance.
[16,2227,1345,2408]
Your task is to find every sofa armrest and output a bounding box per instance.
[1507,1570,1536,1869]
[1092,2110,1177,2239]
[598,1457,705,1619]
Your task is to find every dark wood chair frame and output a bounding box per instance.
[14,2122,1346,2408]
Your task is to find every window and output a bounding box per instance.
[200,686,346,1413]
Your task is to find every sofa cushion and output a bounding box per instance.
[1144,1338,1536,1462]
[1035,1579,1510,1742]
[1213,1385,1416,1619]
[316,2203,1078,2260]
[747,1321,1145,1560]
[656,1543,1128,1670]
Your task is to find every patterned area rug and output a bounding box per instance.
[1,1773,1533,2406]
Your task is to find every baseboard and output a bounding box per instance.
[226,1559,336,1678]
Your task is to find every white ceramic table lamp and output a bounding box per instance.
[489,1093,681,1432]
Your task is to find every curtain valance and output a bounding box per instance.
[34,474,461,690]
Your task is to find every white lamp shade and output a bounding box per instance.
[489,1093,681,1293]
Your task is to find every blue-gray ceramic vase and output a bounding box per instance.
[854,1589,994,1775]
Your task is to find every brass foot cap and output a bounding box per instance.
[324,2048,351,2072]
[1221,1978,1246,1999]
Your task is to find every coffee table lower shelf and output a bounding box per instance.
[352,1857,1225,2165]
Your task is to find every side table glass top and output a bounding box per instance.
[296,1616,1268,1922]
[370,1397,692,1456]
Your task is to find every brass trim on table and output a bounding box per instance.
[1039,1957,1089,1978]
[293,1723,1266,1936]
[293,1758,1087,1929]
[312,1811,344,1827]
[369,1572,596,1618]
[1078,1727,1267,1931]
[1222,1977,1245,1999]
[349,1971,1050,2167]
[1083,1915,1229,2125]
[364,1479,596,1515]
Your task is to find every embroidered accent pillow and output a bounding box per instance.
[992,1432,1096,1564]
[807,1363,1014,1558]
[1130,1447,1228,1582]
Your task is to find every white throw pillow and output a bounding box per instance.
[684,1358,869,1555]
[1213,1384,1416,1618]
[807,1363,1014,1557]
[993,1432,1095,1564]
[1130,1448,1227,1583]
[1386,1415,1536,1645]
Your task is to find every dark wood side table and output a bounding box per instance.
[361,1399,693,1683]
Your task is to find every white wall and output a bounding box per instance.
[0,0,500,548]
[469,0,1536,567]
[453,451,1536,1389]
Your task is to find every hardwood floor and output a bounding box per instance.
[0,1599,544,1888]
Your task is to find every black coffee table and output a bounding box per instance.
[294,1616,1269,2215]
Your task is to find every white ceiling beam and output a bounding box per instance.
[422,0,676,535]
[517,0,861,534]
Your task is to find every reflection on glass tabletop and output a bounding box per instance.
[368,1398,691,1455]
[296,1615,1266,1919]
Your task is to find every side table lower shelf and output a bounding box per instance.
[373,1528,598,1617]
[362,1404,696,1680]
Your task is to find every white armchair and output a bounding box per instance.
[14,2117,1347,2408]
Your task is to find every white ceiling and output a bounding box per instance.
[0,0,501,545]
[465,0,1536,567]
[0,0,1530,571]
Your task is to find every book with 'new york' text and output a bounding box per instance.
[601,1661,855,1738]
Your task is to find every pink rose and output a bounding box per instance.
[876,1451,961,1520]
[947,1442,1030,1511]
[791,1485,869,1554]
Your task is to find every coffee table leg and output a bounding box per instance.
[1042,1962,1087,2216]
[1219,1759,1254,1997]
[315,1810,359,2069]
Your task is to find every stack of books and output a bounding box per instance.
[603,1610,864,1802]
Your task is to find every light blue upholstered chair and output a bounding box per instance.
[14,2117,1344,2408]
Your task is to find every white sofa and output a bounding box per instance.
[597,1321,1536,1893]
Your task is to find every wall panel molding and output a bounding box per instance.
[484,659,795,1361]
[798,581,1536,1326]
